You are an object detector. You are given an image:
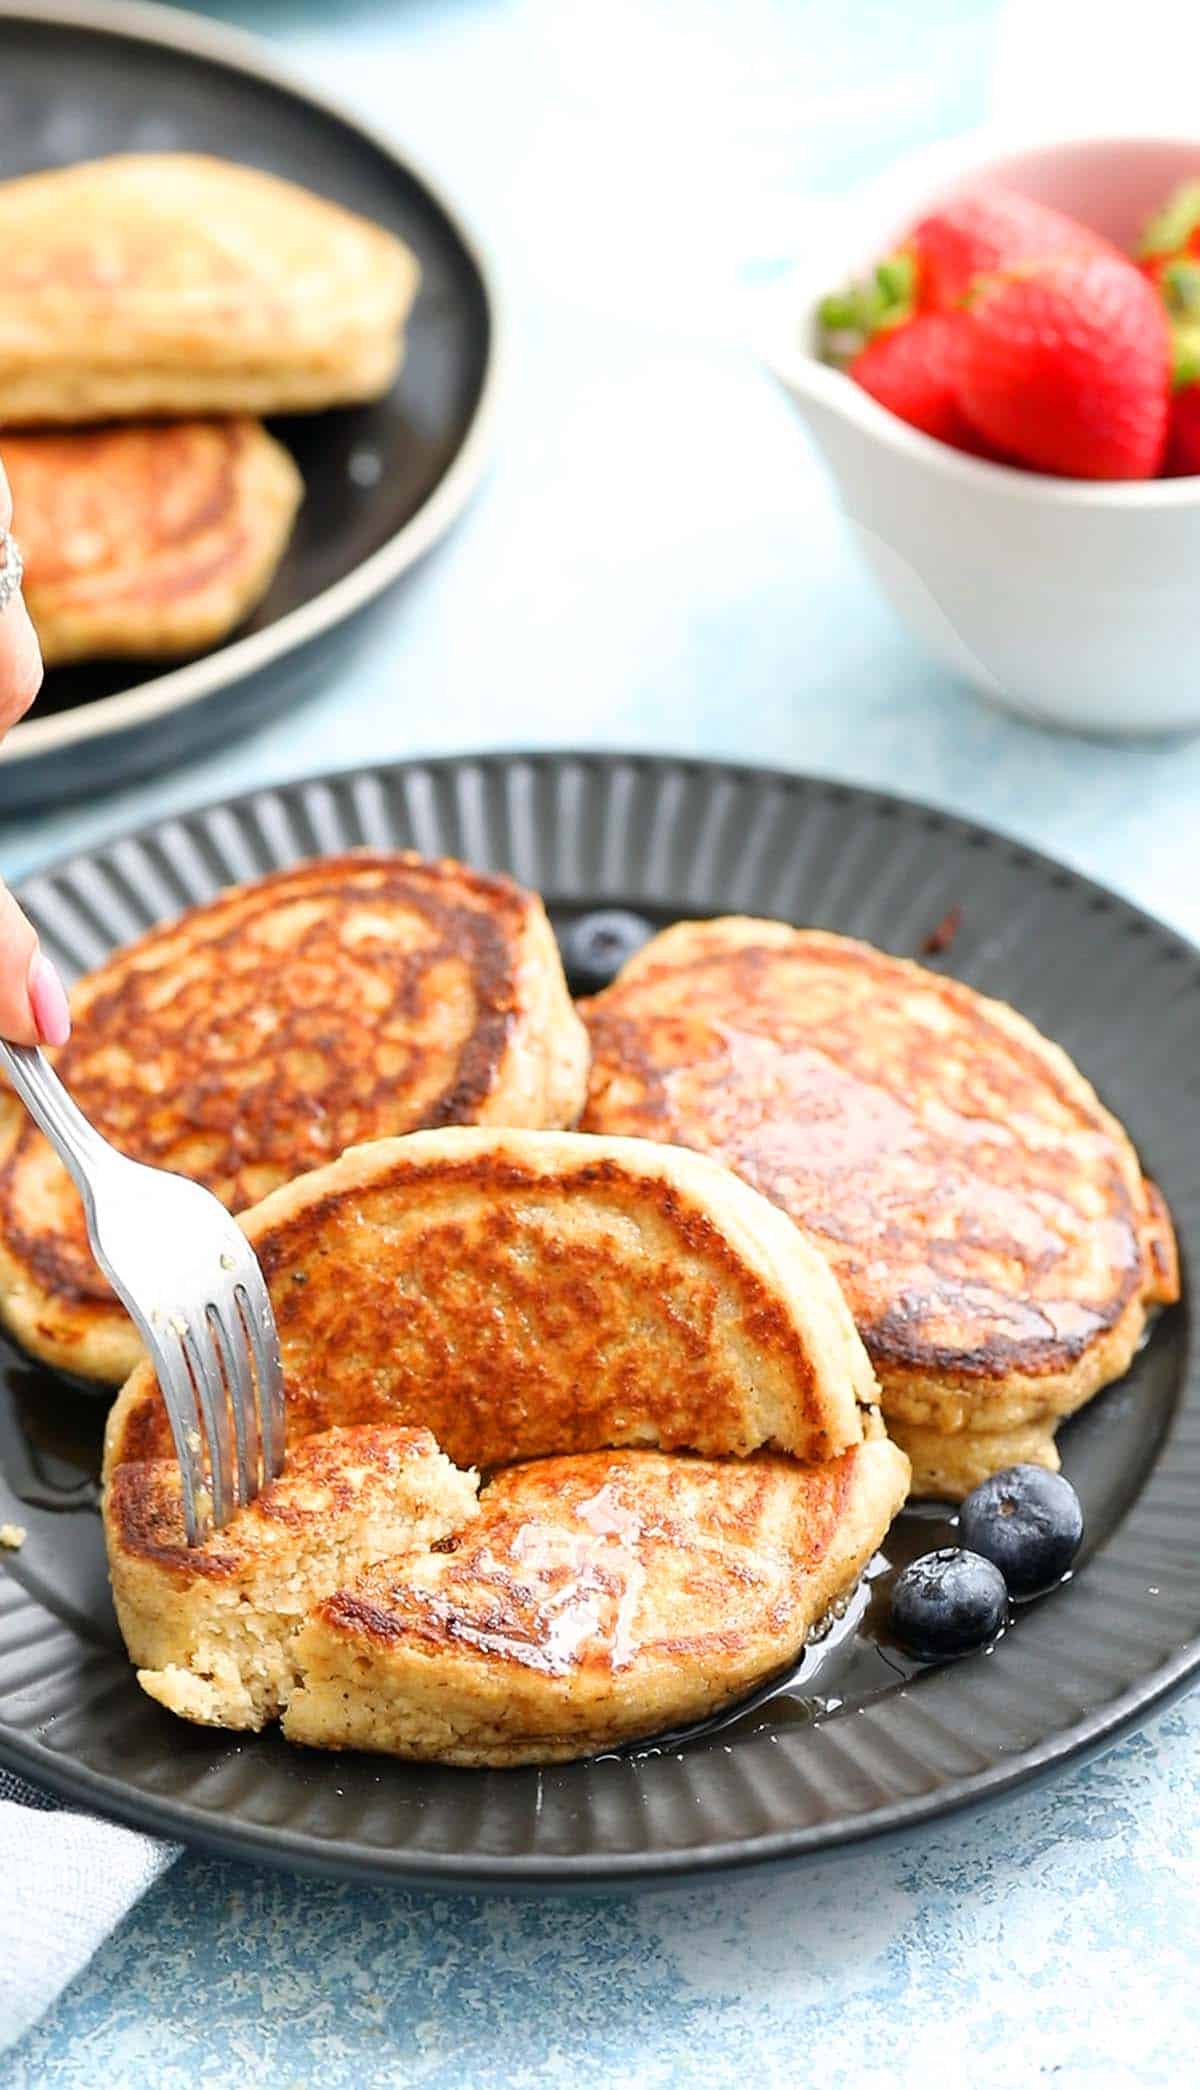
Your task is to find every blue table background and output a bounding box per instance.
[4,1,1199,2081]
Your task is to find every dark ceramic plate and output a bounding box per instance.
[0,1,496,813]
[0,751,1196,1888]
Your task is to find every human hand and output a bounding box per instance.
[0,457,70,1046]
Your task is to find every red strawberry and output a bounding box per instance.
[849,312,989,452]
[958,252,1171,479]
[909,187,1110,312]
[1142,248,1200,462]
[1136,201,1200,475]
[850,313,957,438]
[1166,384,1200,474]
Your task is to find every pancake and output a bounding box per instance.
[889,1416,1064,1499]
[109,1425,479,1730]
[103,1128,896,1758]
[1,420,302,665]
[285,1439,910,1765]
[0,857,589,1383]
[103,1126,881,1480]
[0,154,418,424]
[581,919,1179,1497]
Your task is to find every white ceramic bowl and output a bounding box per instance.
[767,134,1200,735]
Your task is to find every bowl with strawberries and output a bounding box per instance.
[770,136,1200,734]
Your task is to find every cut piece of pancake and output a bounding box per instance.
[0,856,589,1383]
[0,154,418,423]
[104,1126,881,1479]
[108,1426,478,1730]
[284,1439,910,1765]
[1,420,302,665]
[582,918,1179,1497]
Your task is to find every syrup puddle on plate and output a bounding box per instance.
[0,1355,105,1515]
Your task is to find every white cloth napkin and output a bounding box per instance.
[0,1769,178,2049]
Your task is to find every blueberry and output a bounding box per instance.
[889,1547,1008,1661]
[559,909,655,994]
[959,1464,1083,1598]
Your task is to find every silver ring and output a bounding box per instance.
[0,527,24,613]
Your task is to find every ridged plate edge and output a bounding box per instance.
[0,749,1195,1886]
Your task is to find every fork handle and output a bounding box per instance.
[0,1040,109,1198]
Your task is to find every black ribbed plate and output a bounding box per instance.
[0,2,496,812]
[0,752,1195,1886]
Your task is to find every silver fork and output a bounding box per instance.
[0,1040,286,1545]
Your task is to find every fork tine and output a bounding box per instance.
[146,1326,210,1546]
[235,1271,286,1482]
[208,1299,259,1505]
[0,1039,287,1541]
[183,1318,235,1531]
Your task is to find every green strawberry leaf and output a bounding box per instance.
[1141,181,1200,258]
[1162,258,1200,316]
[816,250,915,364]
[875,254,916,306]
[1172,322,1200,389]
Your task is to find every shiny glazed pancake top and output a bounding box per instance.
[0,855,588,1383]
[581,919,1179,1446]
[285,1439,910,1766]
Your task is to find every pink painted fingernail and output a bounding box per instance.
[28,950,71,1048]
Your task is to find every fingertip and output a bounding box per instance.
[28,950,71,1049]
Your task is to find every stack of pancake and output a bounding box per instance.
[0,855,1176,1764]
[0,155,420,663]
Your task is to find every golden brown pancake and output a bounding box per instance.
[285,1439,910,1765]
[103,1127,880,1479]
[109,1425,479,1730]
[2,420,302,664]
[581,919,1179,1497]
[0,154,418,423]
[102,1128,897,1758]
[0,857,588,1383]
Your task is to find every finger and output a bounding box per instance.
[0,592,43,732]
[0,457,41,728]
[0,889,70,1047]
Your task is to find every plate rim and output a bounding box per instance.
[0,0,502,769]
[0,1665,1193,1890]
[2,745,1197,1887]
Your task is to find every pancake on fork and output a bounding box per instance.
[103,1128,905,1758]
[581,919,1179,1498]
[1,420,302,665]
[0,857,588,1384]
[110,1426,479,1731]
[0,154,418,423]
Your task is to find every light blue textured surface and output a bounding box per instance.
[4,1700,1199,2089]
[4,1,1200,2080]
